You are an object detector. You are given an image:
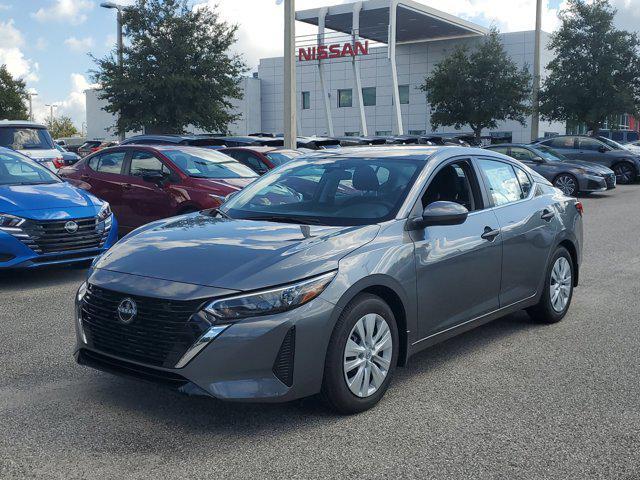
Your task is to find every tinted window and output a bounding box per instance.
[338,89,352,108]
[478,159,523,206]
[514,167,532,197]
[129,151,170,177]
[399,85,410,104]
[489,146,510,155]
[0,127,54,150]
[544,137,576,149]
[422,160,482,212]
[264,151,302,167]
[301,91,310,110]
[362,87,376,107]
[92,151,126,174]
[163,148,257,179]
[224,157,423,226]
[510,147,536,161]
[0,150,59,185]
[225,150,268,174]
[579,137,606,151]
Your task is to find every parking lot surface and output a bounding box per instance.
[1,186,639,479]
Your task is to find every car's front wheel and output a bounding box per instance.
[527,247,574,324]
[553,174,579,196]
[321,293,399,414]
[612,162,637,184]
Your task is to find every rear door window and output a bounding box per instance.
[91,151,126,174]
[477,159,524,206]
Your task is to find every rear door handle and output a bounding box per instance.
[541,210,555,221]
[481,227,500,242]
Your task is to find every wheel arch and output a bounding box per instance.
[557,238,579,287]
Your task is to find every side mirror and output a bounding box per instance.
[532,156,545,163]
[142,171,167,185]
[598,146,608,153]
[409,201,469,229]
[225,191,238,202]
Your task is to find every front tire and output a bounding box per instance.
[612,162,637,185]
[553,174,579,196]
[527,247,574,324]
[321,293,399,414]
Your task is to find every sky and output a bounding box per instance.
[1,0,639,131]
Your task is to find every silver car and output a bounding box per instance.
[75,147,583,414]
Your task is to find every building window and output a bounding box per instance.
[409,130,426,135]
[376,130,392,136]
[399,85,410,104]
[338,89,352,108]
[301,91,310,110]
[362,87,376,107]
[344,131,360,137]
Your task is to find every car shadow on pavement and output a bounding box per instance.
[0,265,88,292]
[81,309,542,431]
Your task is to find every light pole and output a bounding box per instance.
[44,103,58,124]
[283,0,297,149]
[100,1,125,141]
[531,0,542,142]
[27,92,38,121]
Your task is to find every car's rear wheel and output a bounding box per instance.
[612,162,637,185]
[527,247,574,324]
[321,293,398,414]
[553,174,578,196]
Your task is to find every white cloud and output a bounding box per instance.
[35,37,48,51]
[32,0,94,26]
[64,36,95,53]
[0,19,39,82]
[33,74,98,128]
[0,3,11,11]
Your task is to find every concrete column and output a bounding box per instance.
[318,7,335,136]
[531,0,542,141]
[388,0,404,135]
[284,0,297,148]
[352,1,368,136]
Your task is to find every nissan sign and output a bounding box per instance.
[298,41,370,62]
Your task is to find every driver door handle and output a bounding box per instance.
[481,226,500,242]
[122,183,132,190]
[541,210,555,221]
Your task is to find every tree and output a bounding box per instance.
[419,30,532,141]
[0,65,28,121]
[92,0,246,135]
[46,115,79,139]
[540,0,640,134]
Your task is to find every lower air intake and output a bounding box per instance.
[272,327,295,387]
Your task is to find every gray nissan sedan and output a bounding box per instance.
[74,147,583,414]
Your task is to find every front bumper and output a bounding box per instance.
[74,270,339,402]
[0,215,118,269]
[578,174,608,193]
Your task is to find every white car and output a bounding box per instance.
[624,140,640,155]
[0,120,62,171]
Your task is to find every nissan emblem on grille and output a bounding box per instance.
[117,298,137,324]
[64,221,79,234]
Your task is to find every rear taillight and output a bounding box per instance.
[575,201,583,216]
[53,158,64,169]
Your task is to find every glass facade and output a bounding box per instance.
[338,89,353,108]
[362,87,376,107]
[302,91,310,110]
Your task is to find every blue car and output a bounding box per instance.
[0,147,117,268]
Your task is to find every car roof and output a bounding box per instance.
[300,145,469,160]
[0,120,47,128]
[221,146,278,153]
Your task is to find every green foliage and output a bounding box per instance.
[92,0,246,134]
[420,30,532,139]
[540,0,640,133]
[46,115,79,139]
[0,65,28,121]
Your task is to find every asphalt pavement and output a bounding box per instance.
[0,186,639,479]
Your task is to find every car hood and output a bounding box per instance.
[95,213,380,291]
[561,160,613,174]
[0,182,100,214]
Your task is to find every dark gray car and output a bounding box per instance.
[74,147,584,414]
[534,135,640,184]
[485,143,615,196]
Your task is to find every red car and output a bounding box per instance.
[58,145,258,234]
[220,147,303,174]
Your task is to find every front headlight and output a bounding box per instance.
[205,271,336,322]
[0,213,25,229]
[76,281,88,303]
[97,203,111,222]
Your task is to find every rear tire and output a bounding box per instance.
[553,174,579,196]
[612,162,637,185]
[527,247,574,324]
[321,293,399,414]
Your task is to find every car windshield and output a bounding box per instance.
[163,147,258,179]
[597,137,624,150]
[534,145,568,161]
[264,151,303,167]
[223,156,424,226]
[0,150,60,185]
[0,127,55,150]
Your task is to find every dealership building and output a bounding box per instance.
[86,0,565,143]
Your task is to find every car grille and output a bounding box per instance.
[272,327,296,387]
[9,216,111,254]
[80,284,208,368]
[603,173,616,188]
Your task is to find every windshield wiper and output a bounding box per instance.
[246,215,326,226]
[202,207,232,219]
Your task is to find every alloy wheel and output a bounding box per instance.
[554,175,577,196]
[550,257,572,313]
[613,164,635,184]
[343,313,393,398]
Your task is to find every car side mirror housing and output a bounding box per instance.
[532,156,545,163]
[598,146,608,153]
[409,201,469,230]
